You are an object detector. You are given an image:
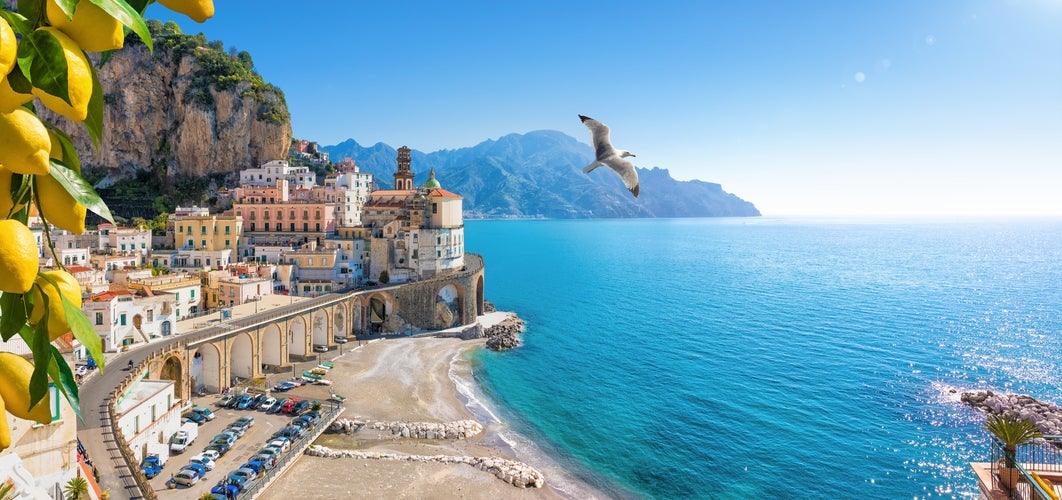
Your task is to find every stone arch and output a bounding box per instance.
[334,304,348,339]
[229,332,254,381]
[434,283,464,329]
[288,315,307,358]
[159,354,183,400]
[192,343,221,393]
[311,310,329,347]
[476,275,484,316]
[367,292,395,333]
[262,323,283,369]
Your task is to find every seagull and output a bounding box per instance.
[579,114,640,198]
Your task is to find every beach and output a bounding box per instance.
[264,313,575,499]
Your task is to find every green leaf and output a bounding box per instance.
[88,0,153,52]
[48,159,115,225]
[4,64,33,94]
[16,30,73,106]
[126,0,150,14]
[0,9,33,35]
[84,61,104,148]
[47,344,83,422]
[16,0,42,28]
[29,313,52,410]
[0,292,28,341]
[54,0,79,20]
[62,294,105,374]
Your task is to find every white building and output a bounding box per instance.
[41,246,90,269]
[325,237,367,287]
[152,248,234,273]
[239,160,316,189]
[90,252,142,280]
[115,379,182,463]
[217,275,274,308]
[98,223,152,257]
[126,274,201,320]
[82,290,177,351]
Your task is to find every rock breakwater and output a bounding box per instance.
[485,315,526,351]
[330,418,484,440]
[961,390,1062,435]
[305,445,545,488]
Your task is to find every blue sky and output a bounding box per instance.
[147,1,1061,216]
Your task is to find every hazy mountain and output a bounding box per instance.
[322,130,760,219]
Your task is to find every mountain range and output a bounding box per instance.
[321,131,760,219]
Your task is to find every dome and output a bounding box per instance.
[423,168,441,188]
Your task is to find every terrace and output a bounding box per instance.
[972,435,1062,500]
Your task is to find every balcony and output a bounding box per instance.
[972,436,1062,499]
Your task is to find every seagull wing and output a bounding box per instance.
[603,155,640,198]
[579,114,616,161]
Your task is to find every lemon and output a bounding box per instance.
[36,131,86,234]
[0,352,53,425]
[0,108,51,175]
[0,167,27,217]
[46,0,125,53]
[0,76,35,113]
[0,395,10,451]
[30,28,93,122]
[0,220,39,294]
[156,0,215,23]
[1,18,16,78]
[29,270,82,341]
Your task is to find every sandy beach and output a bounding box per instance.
[264,313,576,500]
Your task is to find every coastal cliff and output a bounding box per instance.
[42,21,291,188]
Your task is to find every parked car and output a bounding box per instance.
[191,406,215,421]
[268,398,287,413]
[183,462,207,479]
[242,460,266,475]
[272,382,294,392]
[272,427,299,441]
[173,468,200,486]
[313,344,328,353]
[206,441,232,456]
[231,467,257,483]
[223,474,250,493]
[235,395,254,410]
[218,394,235,407]
[258,396,276,410]
[280,399,300,414]
[199,449,220,462]
[256,446,281,462]
[267,438,290,453]
[292,400,311,415]
[235,416,255,428]
[250,394,267,408]
[251,453,277,470]
[302,411,321,424]
[220,429,240,442]
[181,411,206,425]
[333,336,348,343]
[211,484,239,498]
[140,454,164,479]
[188,454,215,471]
[226,424,246,438]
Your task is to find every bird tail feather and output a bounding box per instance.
[583,162,601,174]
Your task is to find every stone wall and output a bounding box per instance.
[392,254,484,330]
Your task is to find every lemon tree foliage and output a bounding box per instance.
[0,0,213,450]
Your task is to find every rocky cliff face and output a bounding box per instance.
[43,34,291,182]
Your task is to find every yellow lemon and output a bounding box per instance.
[0,75,35,113]
[0,167,28,217]
[36,131,86,234]
[46,0,125,53]
[1,18,16,77]
[0,395,10,451]
[29,269,82,341]
[30,28,93,122]
[0,108,51,175]
[0,352,54,425]
[0,220,39,294]
[156,0,215,23]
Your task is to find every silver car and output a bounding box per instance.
[173,468,199,486]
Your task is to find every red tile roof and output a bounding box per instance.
[428,188,462,199]
[67,266,94,273]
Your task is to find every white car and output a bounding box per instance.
[258,397,276,411]
[333,336,348,344]
[199,449,219,462]
[313,344,328,353]
[268,439,290,453]
[188,454,215,471]
[173,468,199,486]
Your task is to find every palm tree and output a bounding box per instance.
[985,414,1043,489]
[200,494,216,500]
[63,477,89,500]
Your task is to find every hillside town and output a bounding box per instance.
[0,148,472,499]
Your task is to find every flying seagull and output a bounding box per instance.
[579,114,639,198]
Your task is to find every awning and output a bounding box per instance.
[370,309,383,323]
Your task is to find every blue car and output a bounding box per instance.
[235,395,254,410]
[183,462,207,479]
[211,483,239,498]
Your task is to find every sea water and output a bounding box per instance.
[463,217,1062,499]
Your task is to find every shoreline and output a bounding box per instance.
[264,312,609,499]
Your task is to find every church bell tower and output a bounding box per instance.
[394,146,414,190]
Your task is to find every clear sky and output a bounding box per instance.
[146,1,1062,216]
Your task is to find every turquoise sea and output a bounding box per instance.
[462,217,1062,499]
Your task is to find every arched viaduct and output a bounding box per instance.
[141,254,485,395]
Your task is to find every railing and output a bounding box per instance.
[990,436,1062,499]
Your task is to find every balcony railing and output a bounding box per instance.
[990,435,1062,499]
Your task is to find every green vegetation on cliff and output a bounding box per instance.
[136,20,289,124]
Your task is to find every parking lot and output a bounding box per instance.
[151,387,328,498]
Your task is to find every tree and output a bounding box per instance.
[0,0,215,450]
[63,477,88,500]
[379,270,390,284]
[986,413,1043,490]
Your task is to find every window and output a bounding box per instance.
[147,310,153,322]
[290,223,295,231]
[191,290,196,299]
[250,223,256,231]
[201,226,207,234]
[119,314,126,326]
[303,210,309,220]
[315,210,321,220]
[201,239,207,247]
[264,223,270,231]
[225,225,231,234]
[315,223,321,232]
[95,312,103,325]
[303,223,308,231]
[277,211,282,220]
[290,210,296,219]
[225,239,230,247]
[432,203,438,214]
